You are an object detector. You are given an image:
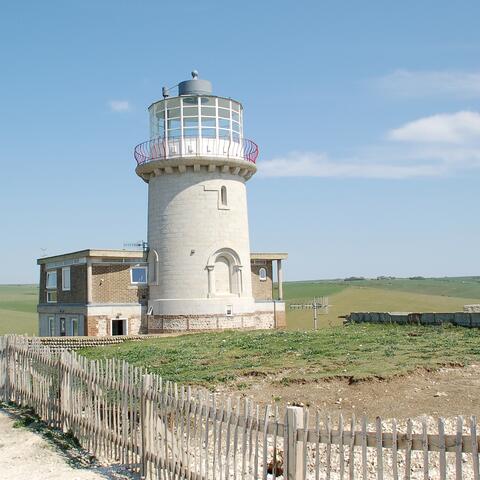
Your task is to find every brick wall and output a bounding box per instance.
[39,264,46,303]
[58,265,87,303]
[250,261,273,300]
[39,264,87,304]
[91,264,148,305]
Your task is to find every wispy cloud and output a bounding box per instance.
[108,100,131,112]
[260,112,480,179]
[260,152,445,179]
[376,70,480,98]
[388,111,480,144]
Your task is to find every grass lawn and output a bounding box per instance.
[0,285,38,335]
[80,323,480,388]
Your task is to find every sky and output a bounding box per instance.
[1,0,480,283]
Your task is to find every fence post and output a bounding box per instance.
[285,406,305,480]
[140,373,151,479]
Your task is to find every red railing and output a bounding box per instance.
[134,136,258,165]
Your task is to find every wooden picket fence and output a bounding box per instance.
[0,334,479,479]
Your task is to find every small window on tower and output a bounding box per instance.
[259,267,267,282]
[221,186,227,206]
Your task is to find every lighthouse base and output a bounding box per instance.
[146,302,285,333]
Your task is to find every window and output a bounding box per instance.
[48,316,55,336]
[70,317,79,336]
[46,270,57,289]
[47,291,57,303]
[62,267,71,291]
[131,266,148,284]
[226,305,233,316]
[259,267,267,282]
[221,186,227,206]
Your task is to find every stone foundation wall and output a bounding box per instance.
[86,314,146,337]
[147,311,275,333]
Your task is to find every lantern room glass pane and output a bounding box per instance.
[167,108,181,119]
[183,106,198,117]
[183,127,198,137]
[183,117,199,127]
[218,108,230,118]
[166,98,180,109]
[201,106,216,116]
[219,118,230,129]
[232,112,239,122]
[219,129,230,139]
[182,96,197,106]
[218,98,230,108]
[202,128,216,138]
[201,117,216,127]
[168,119,181,129]
[231,102,240,112]
[168,129,181,138]
[232,132,240,142]
[200,97,216,106]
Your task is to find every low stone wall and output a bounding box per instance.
[32,335,164,352]
[346,311,480,328]
[464,304,480,313]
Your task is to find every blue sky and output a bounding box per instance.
[1,0,479,283]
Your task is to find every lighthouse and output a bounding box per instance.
[134,71,268,331]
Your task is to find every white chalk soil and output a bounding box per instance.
[0,410,136,480]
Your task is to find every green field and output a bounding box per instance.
[283,277,480,330]
[0,277,479,335]
[81,323,480,387]
[0,285,38,335]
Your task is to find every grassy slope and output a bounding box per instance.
[80,324,480,387]
[284,277,480,330]
[0,285,38,335]
[287,286,480,330]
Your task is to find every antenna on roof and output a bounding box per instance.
[123,241,149,252]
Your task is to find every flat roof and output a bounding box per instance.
[251,252,288,260]
[37,249,288,265]
[37,249,146,265]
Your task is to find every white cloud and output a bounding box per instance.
[108,100,131,112]
[377,70,480,98]
[388,111,480,144]
[260,111,480,179]
[259,152,445,180]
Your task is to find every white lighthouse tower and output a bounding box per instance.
[135,71,265,331]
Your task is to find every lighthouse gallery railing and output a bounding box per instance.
[134,135,258,165]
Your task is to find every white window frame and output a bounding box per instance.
[48,316,55,336]
[62,267,71,291]
[130,265,148,285]
[259,267,267,282]
[46,290,57,303]
[70,317,79,336]
[225,305,233,317]
[46,270,57,289]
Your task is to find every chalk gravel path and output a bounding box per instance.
[0,410,134,480]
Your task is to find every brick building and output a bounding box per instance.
[37,249,287,336]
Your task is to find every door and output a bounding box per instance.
[111,319,126,336]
